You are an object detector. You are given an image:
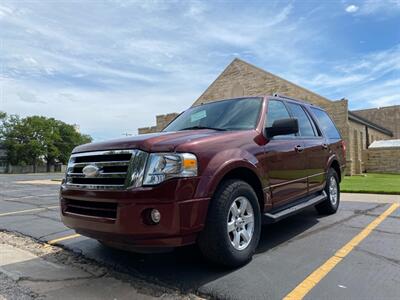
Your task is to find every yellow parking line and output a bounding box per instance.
[0,206,59,217]
[284,203,400,300]
[47,233,81,245]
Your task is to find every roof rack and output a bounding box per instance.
[272,93,315,106]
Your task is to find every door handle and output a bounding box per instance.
[322,143,328,150]
[295,145,304,152]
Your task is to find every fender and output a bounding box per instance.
[194,148,263,199]
[326,153,338,171]
[326,153,342,181]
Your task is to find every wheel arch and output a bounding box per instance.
[212,166,265,212]
[329,159,342,183]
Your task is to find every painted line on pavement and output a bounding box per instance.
[0,193,58,201]
[0,206,59,217]
[283,202,400,300]
[46,233,81,245]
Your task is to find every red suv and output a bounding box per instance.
[60,95,346,267]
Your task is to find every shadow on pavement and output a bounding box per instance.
[81,207,321,292]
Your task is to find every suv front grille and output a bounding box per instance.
[66,149,148,190]
[64,198,117,220]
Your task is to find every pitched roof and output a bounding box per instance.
[194,58,332,105]
[348,111,393,136]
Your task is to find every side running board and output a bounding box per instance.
[263,191,327,224]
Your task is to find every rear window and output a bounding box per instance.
[311,108,341,139]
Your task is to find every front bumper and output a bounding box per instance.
[60,178,210,247]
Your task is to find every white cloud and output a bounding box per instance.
[362,0,400,14]
[295,45,400,108]
[345,4,359,13]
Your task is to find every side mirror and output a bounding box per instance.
[266,118,299,138]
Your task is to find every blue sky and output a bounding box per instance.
[1,0,399,141]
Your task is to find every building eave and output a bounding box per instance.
[348,111,393,137]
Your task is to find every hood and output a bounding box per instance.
[73,130,230,153]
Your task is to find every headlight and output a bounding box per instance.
[143,153,198,185]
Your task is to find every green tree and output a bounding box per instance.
[0,113,92,172]
[55,121,92,164]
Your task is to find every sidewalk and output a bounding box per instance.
[342,192,400,203]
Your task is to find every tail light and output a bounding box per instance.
[341,140,346,159]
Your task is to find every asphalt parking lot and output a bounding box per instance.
[1,173,400,299]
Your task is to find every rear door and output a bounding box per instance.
[286,102,328,194]
[310,107,344,179]
[264,100,308,208]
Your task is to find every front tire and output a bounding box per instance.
[198,180,261,268]
[315,168,340,215]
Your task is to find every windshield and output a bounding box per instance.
[163,97,263,132]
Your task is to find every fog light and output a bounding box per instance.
[150,209,161,224]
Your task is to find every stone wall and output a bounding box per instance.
[347,120,392,174]
[138,113,179,134]
[353,105,400,139]
[365,147,400,174]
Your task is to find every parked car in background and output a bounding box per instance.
[60,95,346,267]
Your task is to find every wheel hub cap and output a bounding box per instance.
[329,176,338,206]
[227,196,255,251]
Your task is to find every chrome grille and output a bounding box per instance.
[66,149,148,190]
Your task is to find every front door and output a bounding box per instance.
[285,102,327,194]
[263,100,307,208]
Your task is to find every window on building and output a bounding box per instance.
[360,131,364,149]
[311,108,341,139]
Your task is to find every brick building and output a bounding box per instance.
[352,105,400,139]
[138,58,394,175]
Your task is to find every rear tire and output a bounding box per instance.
[315,168,340,215]
[198,179,261,268]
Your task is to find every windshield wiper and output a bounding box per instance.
[180,126,227,131]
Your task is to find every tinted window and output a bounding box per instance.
[286,103,316,137]
[266,100,295,138]
[311,108,341,139]
[164,97,262,132]
[266,100,291,127]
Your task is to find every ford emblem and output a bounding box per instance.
[82,165,100,177]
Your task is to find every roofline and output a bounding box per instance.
[231,58,333,105]
[352,104,400,113]
[194,58,334,106]
[348,111,393,136]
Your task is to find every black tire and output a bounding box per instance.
[198,179,261,268]
[315,168,340,215]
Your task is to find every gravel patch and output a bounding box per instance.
[0,231,203,300]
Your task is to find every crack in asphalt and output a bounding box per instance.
[16,275,96,283]
[0,199,46,207]
[37,229,72,241]
[355,247,400,266]
[31,213,61,223]
[364,213,400,220]
[344,224,400,236]
[0,230,188,299]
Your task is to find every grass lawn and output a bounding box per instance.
[340,173,400,195]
